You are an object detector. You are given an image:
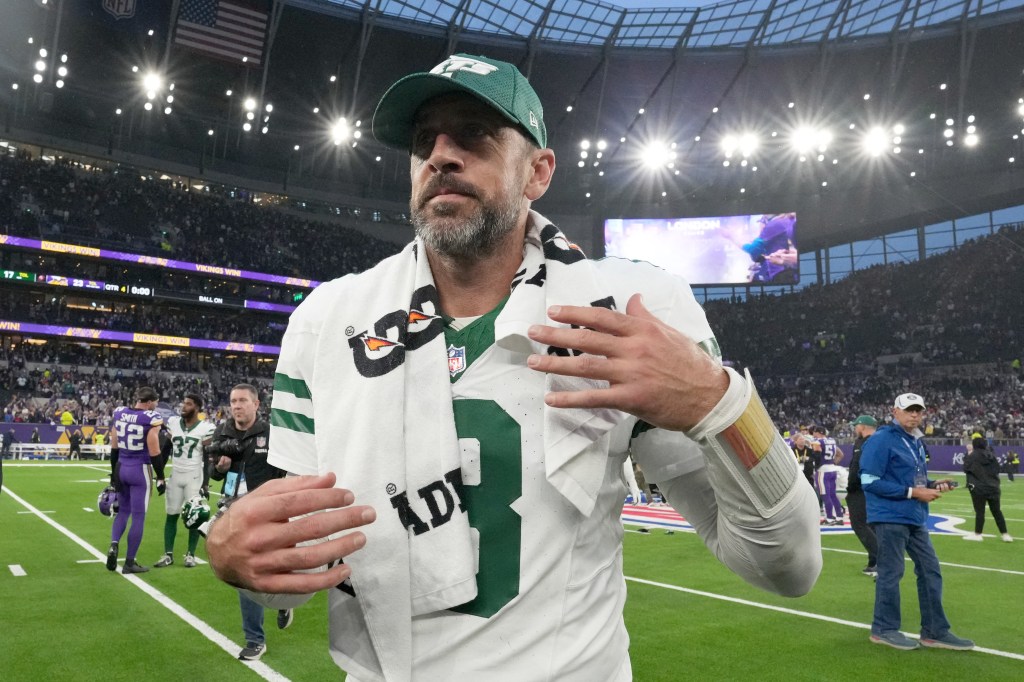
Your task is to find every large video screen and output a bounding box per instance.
[604,213,798,286]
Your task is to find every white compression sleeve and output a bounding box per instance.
[633,367,822,597]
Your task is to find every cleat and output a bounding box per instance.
[862,565,878,577]
[106,542,119,571]
[1001,533,1013,543]
[154,553,174,568]
[184,553,197,568]
[238,642,266,661]
[122,559,150,574]
[277,608,293,630]
[962,533,983,541]
[870,631,919,650]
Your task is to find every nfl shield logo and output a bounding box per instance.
[103,0,137,20]
[447,344,466,377]
[256,436,267,448]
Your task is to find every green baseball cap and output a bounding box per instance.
[372,53,547,151]
[851,415,878,427]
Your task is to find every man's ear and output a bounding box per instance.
[524,147,556,202]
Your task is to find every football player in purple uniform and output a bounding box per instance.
[812,425,844,525]
[106,386,165,574]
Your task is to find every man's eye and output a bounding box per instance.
[412,132,435,153]
[461,124,487,138]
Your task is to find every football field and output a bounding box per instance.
[2,463,1022,680]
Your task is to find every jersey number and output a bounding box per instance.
[451,399,522,619]
[173,435,200,459]
[115,421,145,451]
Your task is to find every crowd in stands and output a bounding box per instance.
[2,153,1022,444]
[0,290,286,345]
[1,340,274,428]
[0,153,401,282]
[759,368,1024,442]
[705,224,1024,374]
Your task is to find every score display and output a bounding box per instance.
[1,267,296,313]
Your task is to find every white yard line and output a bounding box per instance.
[9,564,27,576]
[624,575,1024,660]
[820,545,1024,576]
[2,484,290,681]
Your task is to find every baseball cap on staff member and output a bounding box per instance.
[851,415,878,427]
[372,53,548,151]
[894,393,925,410]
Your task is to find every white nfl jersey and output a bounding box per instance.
[267,214,820,681]
[270,258,715,680]
[166,416,216,474]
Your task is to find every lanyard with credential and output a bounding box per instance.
[900,433,927,487]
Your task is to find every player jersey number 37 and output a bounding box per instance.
[167,417,216,473]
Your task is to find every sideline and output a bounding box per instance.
[624,575,1024,660]
[1,484,291,682]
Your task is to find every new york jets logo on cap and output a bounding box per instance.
[431,57,498,79]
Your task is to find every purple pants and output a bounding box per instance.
[818,469,842,521]
[111,461,150,561]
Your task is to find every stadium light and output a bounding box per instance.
[142,72,162,95]
[964,134,979,147]
[863,127,888,156]
[720,135,737,158]
[332,117,351,145]
[791,126,826,154]
[641,140,675,169]
[738,133,758,158]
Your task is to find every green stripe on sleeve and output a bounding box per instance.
[271,408,315,434]
[698,337,722,361]
[274,372,312,399]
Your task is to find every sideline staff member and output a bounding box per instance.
[205,54,822,680]
[860,393,973,651]
[206,384,288,661]
[847,415,879,576]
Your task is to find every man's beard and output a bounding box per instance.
[411,176,521,260]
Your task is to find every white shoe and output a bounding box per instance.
[963,533,983,541]
[1002,533,1014,543]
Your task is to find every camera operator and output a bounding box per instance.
[206,383,289,662]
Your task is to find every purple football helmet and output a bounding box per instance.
[98,486,119,516]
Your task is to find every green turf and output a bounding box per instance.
[2,465,1021,680]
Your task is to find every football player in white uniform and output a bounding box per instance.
[206,54,822,681]
[154,393,216,568]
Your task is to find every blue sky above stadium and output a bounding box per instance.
[321,0,1024,49]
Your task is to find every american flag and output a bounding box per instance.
[174,0,267,66]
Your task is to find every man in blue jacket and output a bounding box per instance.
[860,392,974,651]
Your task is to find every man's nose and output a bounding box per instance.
[426,133,464,173]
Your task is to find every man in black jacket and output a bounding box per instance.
[207,383,289,662]
[847,415,879,576]
[962,437,1013,542]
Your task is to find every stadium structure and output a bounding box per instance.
[1,0,1023,444]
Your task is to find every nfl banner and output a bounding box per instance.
[174,0,269,66]
[64,0,169,33]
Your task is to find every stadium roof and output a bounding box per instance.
[310,0,1024,49]
[4,1,1024,254]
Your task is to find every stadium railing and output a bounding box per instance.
[6,444,110,461]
